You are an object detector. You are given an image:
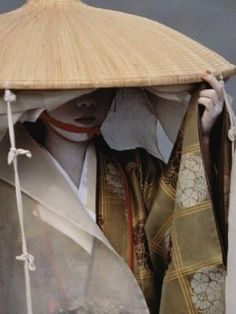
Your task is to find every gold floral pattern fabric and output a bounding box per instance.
[146,88,231,314]
[105,163,125,200]
[190,266,225,314]
[133,221,153,270]
[176,153,208,208]
[95,88,231,314]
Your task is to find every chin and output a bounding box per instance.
[52,126,92,142]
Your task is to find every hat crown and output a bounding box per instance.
[27,0,81,3]
[27,0,79,1]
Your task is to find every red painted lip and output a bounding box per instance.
[74,114,96,125]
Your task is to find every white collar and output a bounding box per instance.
[46,142,97,222]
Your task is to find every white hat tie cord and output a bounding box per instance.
[228,127,236,142]
[3,89,35,314]
[16,253,36,272]
[8,147,32,165]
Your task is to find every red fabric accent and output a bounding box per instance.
[41,111,100,136]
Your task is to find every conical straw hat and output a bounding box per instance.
[0,0,235,90]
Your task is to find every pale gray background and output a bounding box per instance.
[0,0,235,106]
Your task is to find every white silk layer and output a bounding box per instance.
[0,126,149,313]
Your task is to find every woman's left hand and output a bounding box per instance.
[199,71,224,136]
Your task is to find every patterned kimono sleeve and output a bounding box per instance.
[144,88,231,314]
[132,149,168,312]
[143,135,183,296]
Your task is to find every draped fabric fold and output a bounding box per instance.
[88,88,232,313]
[96,140,165,313]
[145,88,231,314]
[0,127,149,314]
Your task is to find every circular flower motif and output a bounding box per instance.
[105,163,125,199]
[176,153,208,208]
[190,266,225,314]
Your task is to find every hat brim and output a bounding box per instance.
[0,0,235,90]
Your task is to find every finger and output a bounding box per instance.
[201,73,224,99]
[199,89,219,105]
[198,96,223,116]
[198,97,214,112]
[202,73,223,95]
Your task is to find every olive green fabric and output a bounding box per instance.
[96,89,231,314]
[146,89,231,314]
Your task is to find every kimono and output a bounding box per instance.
[0,89,232,314]
[96,89,231,314]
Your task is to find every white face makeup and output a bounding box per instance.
[47,89,115,142]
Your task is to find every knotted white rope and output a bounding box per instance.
[8,147,32,165]
[3,89,35,314]
[16,253,36,272]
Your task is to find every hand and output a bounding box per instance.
[199,71,224,136]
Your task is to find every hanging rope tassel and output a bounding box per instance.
[3,89,35,314]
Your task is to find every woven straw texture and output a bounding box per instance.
[0,0,235,90]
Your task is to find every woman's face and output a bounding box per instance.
[49,89,115,128]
